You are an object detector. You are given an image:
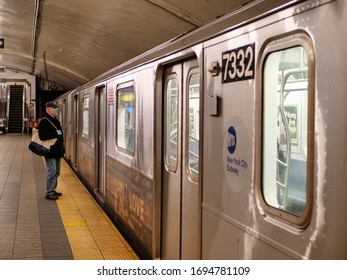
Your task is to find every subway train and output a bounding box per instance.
[54,0,347,259]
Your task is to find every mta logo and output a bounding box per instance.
[227,126,237,154]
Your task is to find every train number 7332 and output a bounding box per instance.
[222,43,255,83]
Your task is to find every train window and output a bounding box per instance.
[58,106,62,123]
[116,86,135,153]
[261,36,314,226]
[187,72,200,180]
[165,76,178,171]
[82,96,90,138]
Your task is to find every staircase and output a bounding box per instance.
[8,85,23,133]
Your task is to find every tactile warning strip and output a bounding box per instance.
[55,160,139,260]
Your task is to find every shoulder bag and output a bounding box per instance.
[28,117,58,156]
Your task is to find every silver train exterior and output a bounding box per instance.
[54,0,347,259]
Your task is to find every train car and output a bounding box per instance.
[55,0,347,259]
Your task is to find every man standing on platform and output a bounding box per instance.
[38,101,65,200]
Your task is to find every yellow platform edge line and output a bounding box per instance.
[42,157,139,260]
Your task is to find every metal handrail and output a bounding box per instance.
[277,70,307,209]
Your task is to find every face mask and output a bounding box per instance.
[51,108,59,117]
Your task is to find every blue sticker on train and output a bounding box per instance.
[222,43,255,84]
[227,126,237,154]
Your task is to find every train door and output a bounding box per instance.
[95,86,106,198]
[71,94,79,170]
[161,58,201,259]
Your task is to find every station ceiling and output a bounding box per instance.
[0,0,293,91]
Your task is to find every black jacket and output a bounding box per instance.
[38,113,65,158]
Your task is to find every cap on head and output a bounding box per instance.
[45,101,59,109]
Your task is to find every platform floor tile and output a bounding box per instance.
[0,134,138,260]
[55,160,139,260]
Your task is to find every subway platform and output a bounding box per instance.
[0,134,138,260]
